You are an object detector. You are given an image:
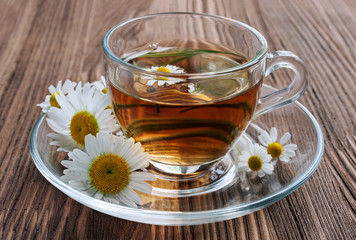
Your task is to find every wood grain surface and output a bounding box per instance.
[0,0,355,239]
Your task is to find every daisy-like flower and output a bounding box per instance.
[61,133,156,207]
[46,82,119,152]
[258,127,297,163]
[92,76,108,94]
[37,80,77,113]
[145,65,185,86]
[238,143,274,177]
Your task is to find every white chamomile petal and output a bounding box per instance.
[85,134,101,158]
[92,76,107,92]
[262,163,274,174]
[94,191,103,200]
[237,163,250,172]
[128,181,152,194]
[48,85,57,94]
[257,130,272,147]
[279,132,291,145]
[284,144,297,151]
[118,193,138,208]
[130,172,156,182]
[68,149,91,167]
[122,187,142,204]
[270,127,278,142]
[280,156,290,162]
[235,134,252,154]
[283,150,296,157]
[257,170,266,177]
[60,133,155,207]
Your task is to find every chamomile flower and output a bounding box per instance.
[61,133,156,207]
[238,143,274,177]
[46,82,119,152]
[92,76,108,94]
[258,127,297,163]
[37,80,77,113]
[146,65,185,86]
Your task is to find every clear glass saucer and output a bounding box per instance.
[30,85,324,226]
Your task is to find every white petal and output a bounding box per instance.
[62,80,76,93]
[117,192,138,208]
[46,118,68,133]
[258,130,272,146]
[104,196,121,205]
[270,127,278,142]
[262,163,274,174]
[237,162,250,172]
[96,132,111,154]
[85,134,101,158]
[257,170,265,177]
[279,132,291,145]
[61,160,75,168]
[47,107,71,125]
[86,186,98,197]
[284,144,297,151]
[48,85,56,94]
[128,181,152,194]
[94,191,103,199]
[127,154,150,171]
[130,172,156,181]
[279,156,290,162]
[238,152,250,162]
[122,187,142,204]
[68,149,91,167]
[282,150,296,157]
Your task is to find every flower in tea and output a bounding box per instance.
[46,82,118,152]
[92,76,108,94]
[61,133,156,207]
[146,65,185,86]
[37,80,77,113]
[258,127,297,163]
[238,143,274,177]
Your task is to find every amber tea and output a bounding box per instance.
[108,48,261,166]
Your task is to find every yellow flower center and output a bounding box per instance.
[70,111,99,146]
[156,66,171,73]
[49,92,60,108]
[89,154,129,194]
[102,87,107,94]
[155,66,170,80]
[248,155,263,171]
[267,142,283,158]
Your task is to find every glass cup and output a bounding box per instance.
[102,13,308,192]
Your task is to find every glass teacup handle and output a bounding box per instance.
[254,51,308,118]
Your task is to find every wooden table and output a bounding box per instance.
[1,0,355,239]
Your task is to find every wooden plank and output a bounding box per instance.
[0,0,355,239]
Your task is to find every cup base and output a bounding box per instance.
[147,154,237,197]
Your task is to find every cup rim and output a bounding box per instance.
[102,12,268,77]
